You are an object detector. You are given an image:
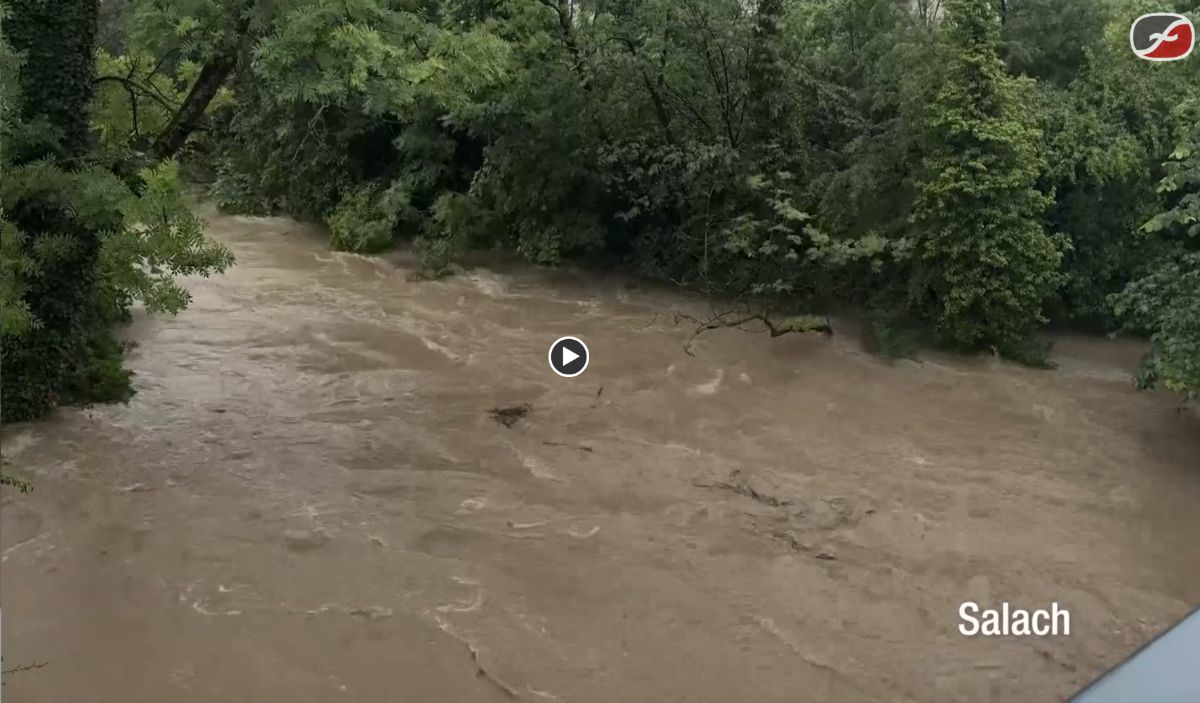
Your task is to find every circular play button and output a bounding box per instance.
[549,336,589,378]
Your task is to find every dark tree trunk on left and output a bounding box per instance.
[1,0,104,422]
[5,0,99,158]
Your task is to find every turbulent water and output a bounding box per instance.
[3,205,1199,703]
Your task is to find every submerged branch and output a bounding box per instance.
[2,661,49,676]
[673,306,832,356]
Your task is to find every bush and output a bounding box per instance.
[210,161,277,216]
[863,312,922,360]
[328,181,414,254]
[414,191,495,278]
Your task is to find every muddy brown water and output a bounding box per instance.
[2,205,1198,703]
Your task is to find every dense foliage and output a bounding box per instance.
[1113,100,1200,395]
[4,0,1200,411]
[202,0,1200,388]
[907,0,1063,359]
[0,0,232,423]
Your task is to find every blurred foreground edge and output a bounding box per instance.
[1067,607,1200,702]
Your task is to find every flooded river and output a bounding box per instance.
[3,206,1198,702]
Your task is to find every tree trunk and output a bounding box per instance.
[746,0,792,169]
[5,0,99,158]
[152,52,236,160]
[1,0,103,422]
[747,0,784,137]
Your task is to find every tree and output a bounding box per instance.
[1,0,107,421]
[86,0,256,162]
[999,0,1108,86]
[1037,11,1197,329]
[1113,99,1200,397]
[3,0,99,156]
[148,1,252,160]
[1,0,233,423]
[907,0,1064,359]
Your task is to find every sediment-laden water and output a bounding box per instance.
[3,206,1198,702]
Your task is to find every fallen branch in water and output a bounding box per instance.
[2,660,49,678]
[542,441,594,453]
[692,469,792,508]
[0,474,34,493]
[672,305,832,356]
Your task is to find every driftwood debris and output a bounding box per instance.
[673,306,832,356]
[692,468,792,508]
[542,441,594,452]
[489,404,532,428]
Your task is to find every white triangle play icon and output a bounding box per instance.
[549,336,589,377]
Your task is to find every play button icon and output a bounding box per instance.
[549,336,589,378]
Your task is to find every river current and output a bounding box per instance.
[2,205,1198,702]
